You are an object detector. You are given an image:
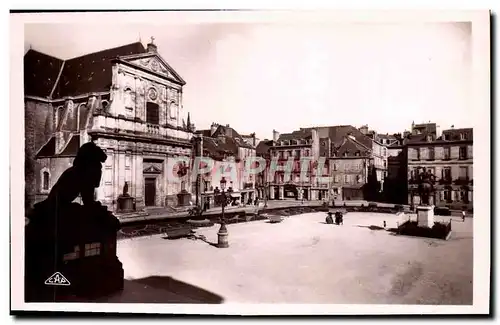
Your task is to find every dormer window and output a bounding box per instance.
[355,151,360,156]
[460,133,467,140]
[343,152,348,157]
[427,135,433,142]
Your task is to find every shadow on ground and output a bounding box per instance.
[356,225,386,231]
[104,276,224,304]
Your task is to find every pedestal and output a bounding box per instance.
[25,201,124,302]
[177,190,192,206]
[117,195,135,213]
[416,205,435,228]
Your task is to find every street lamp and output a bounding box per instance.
[264,181,268,208]
[217,176,229,248]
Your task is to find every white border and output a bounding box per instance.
[9,9,491,315]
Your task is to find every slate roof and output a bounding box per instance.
[35,136,56,158]
[52,42,146,98]
[406,127,473,144]
[24,50,64,98]
[25,42,147,99]
[442,128,473,142]
[35,133,81,159]
[256,140,274,157]
[202,136,239,160]
[277,128,312,142]
[58,134,80,157]
[278,125,374,150]
[210,125,255,149]
[333,135,371,157]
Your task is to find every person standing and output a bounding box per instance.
[462,208,466,222]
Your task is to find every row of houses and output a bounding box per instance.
[254,121,473,210]
[24,40,473,214]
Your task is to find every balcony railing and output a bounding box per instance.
[147,123,160,135]
[438,178,453,185]
[453,177,472,186]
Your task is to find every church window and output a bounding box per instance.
[42,171,50,191]
[146,102,160,124]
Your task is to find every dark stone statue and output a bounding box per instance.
[122,181,129,197]
[416,168,436,206]
[25,142,123,302]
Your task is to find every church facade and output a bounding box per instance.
[24,40,196,213]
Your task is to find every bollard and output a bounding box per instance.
[217,223,229,248]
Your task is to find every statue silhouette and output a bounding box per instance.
[25,142,123,302]
[417,168,436,206]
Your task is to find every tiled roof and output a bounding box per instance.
[24,50,64,98]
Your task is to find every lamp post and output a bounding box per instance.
[217,176,229,248]
[263,181,268,208]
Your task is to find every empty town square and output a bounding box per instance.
[111,210,473,305]
[14,10,491,317]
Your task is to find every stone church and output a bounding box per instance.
[24,39,196,213]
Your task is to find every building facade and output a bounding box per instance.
[195,123,257,207]
[25,40,196,213]
[267,128,329,201]
[407,126,473,209]
[329,135,372,201]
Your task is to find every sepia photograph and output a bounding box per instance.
[9,9,491,316]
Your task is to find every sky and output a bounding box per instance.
[24,21,472,140]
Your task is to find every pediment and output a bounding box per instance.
[143,164,162,174]
[119,53,186,85]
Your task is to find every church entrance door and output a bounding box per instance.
[145,178,156,206]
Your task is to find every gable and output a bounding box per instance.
[120,53,186,85]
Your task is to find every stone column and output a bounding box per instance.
[135,154,144,209]
[298,186,303,200]
[269,185,275,199]
[279,186,284,200]
[468,190,472,203]
[308,188,312,200]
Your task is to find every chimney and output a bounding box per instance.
[147,36,157,53]
[359,125,369,135]
[272,129,280,142]
[210,122,217,136]
[311,128,320,159]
